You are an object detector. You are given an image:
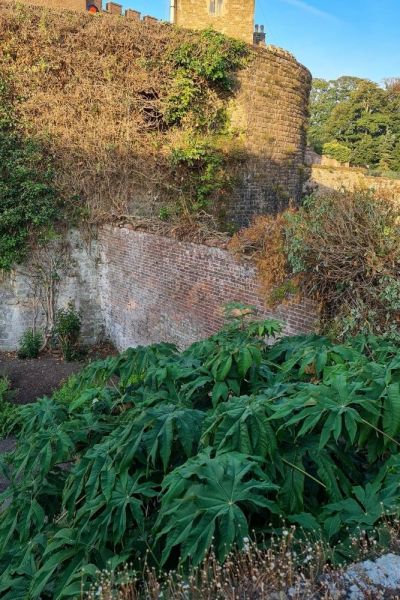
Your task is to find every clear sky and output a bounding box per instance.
[120,0,400,83]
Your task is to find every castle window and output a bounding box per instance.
[209,0,223,15]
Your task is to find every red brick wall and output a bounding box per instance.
[99,226,318,349]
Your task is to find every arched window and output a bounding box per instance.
[87,3,99,13]
[209,0,216,14]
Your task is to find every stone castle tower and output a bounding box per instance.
[171,0,256,44]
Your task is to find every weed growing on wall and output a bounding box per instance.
[230,191,400,340]
[0,76,58,270]
[1,312,400,597]
[163,30,247,217]
[170,137,228,215]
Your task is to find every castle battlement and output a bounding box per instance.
[13,0,266,45]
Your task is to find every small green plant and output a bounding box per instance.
[0,376,18,438]
[54,303,81,361]
[171,138,227,212]
[17,329,43,359]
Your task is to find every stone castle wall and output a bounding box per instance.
[0,228,318,352]
[230,46,311,226]
[2,2,311,228]
[309,165,400,200]
[174,0,255,44]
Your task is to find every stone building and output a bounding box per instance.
[171,0,256,44]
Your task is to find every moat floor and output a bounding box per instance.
[0,344,117,492]
[0,354,82,405]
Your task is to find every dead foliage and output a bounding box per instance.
[230,191,400,338]
[228,210,299,304]
[0,2,244,235]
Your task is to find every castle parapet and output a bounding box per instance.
[125,8,141,20]
[143,15,158,25]
[106,1,122,15]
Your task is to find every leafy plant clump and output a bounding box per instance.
[1,311,400,598]
[0,76,59,270]
[230,190,400,340]
[17,329,43,359]
[0,376,19,439]
[164,29,248,127]
[54,303,82,361]
[322,141,351,164]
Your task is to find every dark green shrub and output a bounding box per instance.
[1,314,400,598]
[0,376,19,439]
[54,303,81,361]
[17,329,43,359]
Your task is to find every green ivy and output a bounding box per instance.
[0,77,59,270]
[165,29,248,127]
[171,138,227,212]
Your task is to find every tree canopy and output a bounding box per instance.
[308,77,400,171]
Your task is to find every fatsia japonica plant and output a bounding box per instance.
[0,306,400,599]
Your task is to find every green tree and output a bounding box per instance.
[309,76,400,171]
[308,76,367,152]
[324,81,389,166]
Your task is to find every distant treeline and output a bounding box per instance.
[308,76,400,173]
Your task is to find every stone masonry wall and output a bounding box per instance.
[98,227,317,350]
[228,47,312,227]
[309,165,400,200]
[0,232,104,351]
[174,0,255,44]
[0,228,317,352]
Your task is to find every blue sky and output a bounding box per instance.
[121,0,400,82]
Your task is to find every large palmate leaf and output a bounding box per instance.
[156,452,278,564]
[270,375,379,449]
[132,404,206,471]
[201,395,277,457]
[321,479,400,540]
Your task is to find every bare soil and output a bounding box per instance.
[0,343,116,406]
[0,354,82,406]
[0,344,117,491]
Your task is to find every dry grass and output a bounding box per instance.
[0,2,240,239]
[228,210,299,304]
[83,521,400,599]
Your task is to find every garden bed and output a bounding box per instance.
[0,343,117,405]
